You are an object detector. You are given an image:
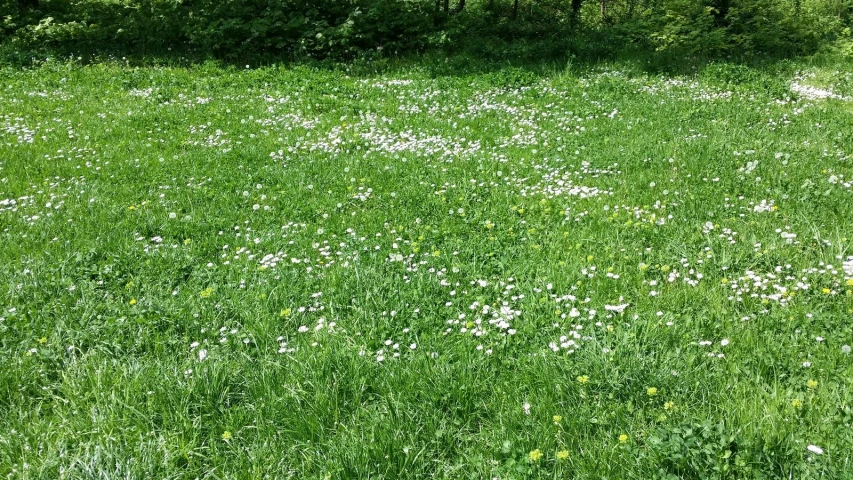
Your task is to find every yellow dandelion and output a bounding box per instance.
[38,337,47,344]
[647,387,658,396]
[664,401,675,410]
[528,449,543,462]
[556,450,570,460]
[129,299,137,305]
[553,415,562,424]
[618,434,628,444]
[577,375,589,385]
[222,431,232,441]
[791,399,803,409]
[200,287,213,298]
[807,379,818,389]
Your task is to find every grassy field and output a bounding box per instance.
[1,57,853,478]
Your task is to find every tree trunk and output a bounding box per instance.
[444,0,449,14]
[512,0,519,19]
[453,0,466,14]
[711,0,729,24]
[18,0,39,9]
[570,0,583,28]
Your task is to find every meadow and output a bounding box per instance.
[1,57,853,478]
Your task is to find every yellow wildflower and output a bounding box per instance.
[553,415,562,424]
[807,379,818,389]
[528,449,543,462]
[556,450,570,460]
[647,387,658,396]
[618,434,628,444]
[129,299,137,305]
[577,375,589,385]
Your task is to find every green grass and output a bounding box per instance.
[1,56,853,479]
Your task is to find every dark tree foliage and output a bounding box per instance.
[0,0,850,59]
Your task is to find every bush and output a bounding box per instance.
[0,0,850,60]
[182,0,434,58]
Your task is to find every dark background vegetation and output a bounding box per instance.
[1,0,852,66]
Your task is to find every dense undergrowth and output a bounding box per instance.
[2,0,852,63]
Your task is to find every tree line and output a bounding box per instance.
[2,0,851,59]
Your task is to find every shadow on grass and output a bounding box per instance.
[0,34,825,89]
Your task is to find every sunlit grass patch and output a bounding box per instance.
[1,58,852,478]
